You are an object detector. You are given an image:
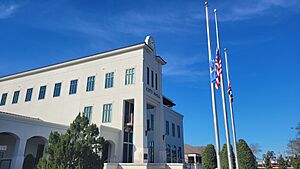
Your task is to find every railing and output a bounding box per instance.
[0,159,12,169]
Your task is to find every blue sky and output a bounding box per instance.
[1,0,299,158]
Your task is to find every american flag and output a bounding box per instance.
[227,83,233,103]
[215,48,222,89]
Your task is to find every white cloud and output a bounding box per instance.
[0,4,18,19]
[218,0,300,22]
[163,54,207,82]
[192,0,300,22]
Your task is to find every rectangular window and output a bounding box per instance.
[53,83,61,97]
[147,67,150,85]
[25,88,33,102]
[177,125,181,138]
[69,79,78,94]
[155,73,158,90]
[125,68,135,85]
[147,119,150,131]
[86,76,95,91]
[150,114,154,131]
[105,72,114,88]
[123,131,133,163]
[84,106,93,122]
[166,144,171,163]
[166,121,169,135]
[178,147,182,162]
[38,86,47,100]
[172,123,175,137]
[151,70,154,87]
[102,103,112,123]
[0,93,8,106]
[149,141,154,163]
[172,146,177,163]
[12,90,20,104]
[124,100,134,125]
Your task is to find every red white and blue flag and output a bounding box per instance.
[215,48,222,89]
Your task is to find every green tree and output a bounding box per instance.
[202,144,217,169]
[237,139,257,169]
[38,113,106,169]
[221,144,236,169]
[263,151,275,169]
[291,155,300,169]
[278,155,287,169]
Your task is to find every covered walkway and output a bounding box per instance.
[0,111,67,169]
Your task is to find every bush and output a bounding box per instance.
[237,139,257,169]
[202,144,217,169]
[23,154,35,169]
[221,144,236,169]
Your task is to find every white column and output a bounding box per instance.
[133,94,147,163]
[11,138,27,169]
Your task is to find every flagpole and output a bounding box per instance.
[205,2,222,169]
[224,48,239,169]
[214,9,233,169]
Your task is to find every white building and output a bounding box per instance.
[0,36,184,169]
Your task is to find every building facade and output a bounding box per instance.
[0,36,184,169]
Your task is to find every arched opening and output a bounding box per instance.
[0,132,19,169]
[102,140,115,163]
[24,136,47,167]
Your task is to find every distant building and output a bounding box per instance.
[0,36,184,169]
[184,144,205,169]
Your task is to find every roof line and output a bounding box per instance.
[0,42,148,81]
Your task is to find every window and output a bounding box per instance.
[84,106,93,122]
[149,141,154,163]
[150,114,154,131]
[151,70,154,87]
[155,73,158,90]
[105,72,114,88]
[177,125,181,138]
[124,100,134,125]
[166,121,169,135]
[69,79,78,94]
[147,67,150,85]
[25,88,33,102]
[172,146,177,163]
[0,151,4,159]
[178,147,182,162]
[188,156,195,163]
[172,123,175,137]
[38,86,47,100]
[102,103,112,123]
[12,90,20,104]
[0,93,8,106]
[125,68,135,85]
[166,144,171,163]
[147,119,150,131]
[123,131,133,163]
[53,83,61,97]
[86,76,95,91]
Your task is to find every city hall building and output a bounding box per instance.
[0,36,184,169]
